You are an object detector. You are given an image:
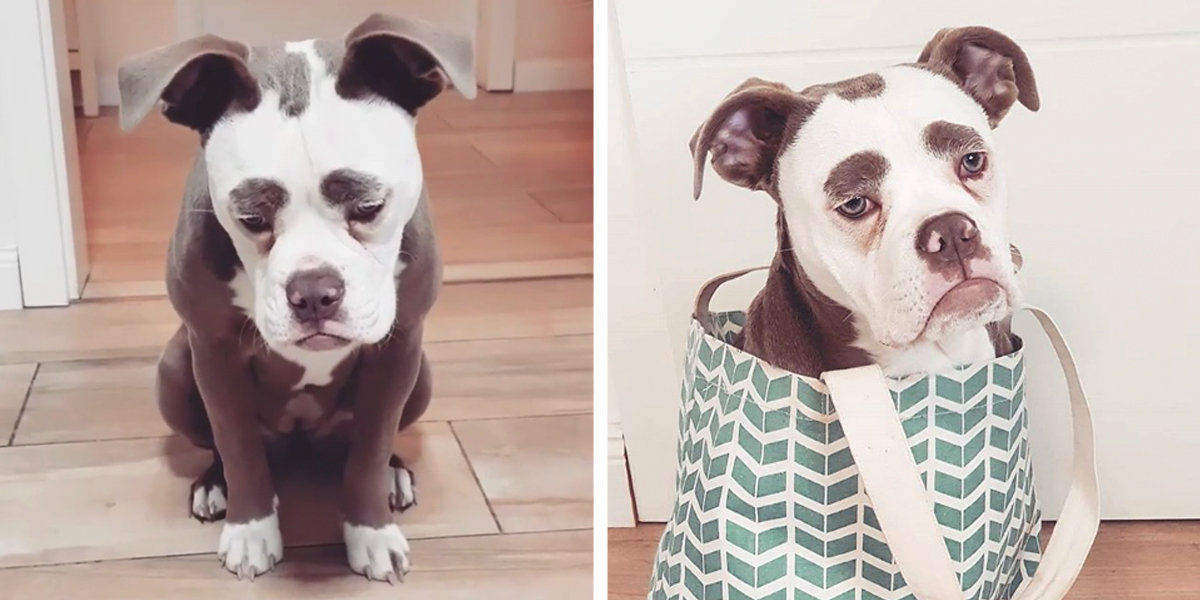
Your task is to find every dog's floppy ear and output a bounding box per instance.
[118,35,260,133]
[917,26,1039,126]
[689,78,813,200]
[336,13,476,114]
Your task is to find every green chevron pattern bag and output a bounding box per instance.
[649,268,1099,600]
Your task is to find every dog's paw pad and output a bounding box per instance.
[190,479,228,522]
[344,522,412,583]
[388,455,417,513]
[218,511,283,580]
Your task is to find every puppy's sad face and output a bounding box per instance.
[691,27,1039,352]
[779,67,1021,348]
[204,44,424,351]
[116,16,475,353]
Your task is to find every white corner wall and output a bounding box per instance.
[513,0,593,91]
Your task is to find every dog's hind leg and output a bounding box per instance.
[386,353,429,513]
[156,324,213,449]
[159,325,228,522]
[190,451,228,522]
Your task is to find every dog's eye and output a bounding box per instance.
[349,202,384,222]
[835,196,874,219]
[960,152,987,177]
[237,214,271,233]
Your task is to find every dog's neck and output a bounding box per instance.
[738,213,871,375]
[739,212,1008,377]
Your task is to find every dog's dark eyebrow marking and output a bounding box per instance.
[229,178,288,213]
[923,121,986,159]
[824,151,890,201]
[320,169,387,206]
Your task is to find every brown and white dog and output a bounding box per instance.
[117,14,473,582]
[691,27,1037,377]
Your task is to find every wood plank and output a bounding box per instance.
[530,186,593,223]
[0,364,36,444]
[0,422,495,568]
[608,522,1200,599]
[452,415,592,534]
[15,335,592,445]
[0,530,591,599]
[0,277,592,364]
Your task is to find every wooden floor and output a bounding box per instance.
[0,91,592,597]
[76,90,593,299]
[609,522,1200,599]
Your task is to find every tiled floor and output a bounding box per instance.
[0,91,593,596]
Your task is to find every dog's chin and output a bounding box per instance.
[295,332,353,351]
[921,279,1010,343]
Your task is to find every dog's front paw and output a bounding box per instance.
[344,522,412,584]
[388,454,417,512]
[217,509,283,580]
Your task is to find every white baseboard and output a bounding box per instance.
[513,57,592,92]
[98,73,119,107]
[608,422,636,527]
[0,247,23,310]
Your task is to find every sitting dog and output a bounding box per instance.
[690,26,1036,377]
[117,14,473,581]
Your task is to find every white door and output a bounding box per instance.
[611,0,1200,522]
[0,0,89,309]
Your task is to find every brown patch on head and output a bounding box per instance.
[247,45,311,117]
[912,26,1039,127]
[823,151,889,201]
[229,178,288,215]
[803,73,885,102]
[228,178,287,252]
[923,120,986,159]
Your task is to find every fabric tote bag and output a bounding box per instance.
[648,267,1100,600]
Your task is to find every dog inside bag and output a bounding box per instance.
[689,26,1039,378]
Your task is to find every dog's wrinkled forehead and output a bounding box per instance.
[787,66,994,193]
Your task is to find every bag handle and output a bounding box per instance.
[822,306,1099,599]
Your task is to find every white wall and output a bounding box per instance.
[613,0,1200,521]
[513,0,593,91]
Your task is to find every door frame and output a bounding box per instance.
[0,0,88,308]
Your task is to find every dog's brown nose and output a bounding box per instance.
[286,267,345,322]
[916,212,980,263]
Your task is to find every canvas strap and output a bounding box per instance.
[822,307,1099,599]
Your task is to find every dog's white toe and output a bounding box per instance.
[218,509,283,580]
[389,464,417,512]
[191,482,227,521]
[344,522,412,583]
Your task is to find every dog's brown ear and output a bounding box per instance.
[118,35,260,133]
[336,13,476,114]
[690,78,813,200]
[917,26,1039,126]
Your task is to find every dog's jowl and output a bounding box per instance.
[117,14,474,581]
[691,26,1037,378]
